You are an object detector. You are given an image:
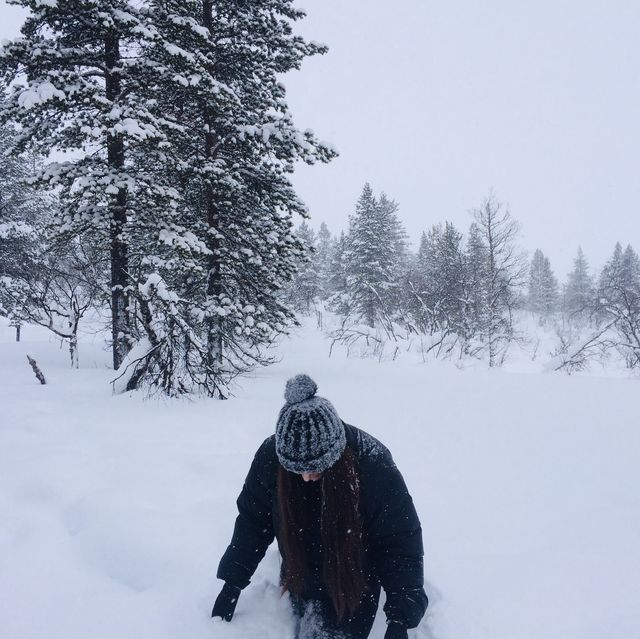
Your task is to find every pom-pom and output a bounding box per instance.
[284,374,318,404]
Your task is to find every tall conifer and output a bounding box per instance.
[0,1,163,369]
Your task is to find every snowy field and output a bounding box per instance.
[1,317,639,639]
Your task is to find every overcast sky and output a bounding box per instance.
[1,1,639,277]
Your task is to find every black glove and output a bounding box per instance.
[211,583,241,622]
[384,621,408,639]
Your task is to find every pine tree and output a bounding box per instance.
[0,1,164,369]
[564,246,594,321]
[124,0,335,395]
[1,1,335,395]
[528,249,559,317]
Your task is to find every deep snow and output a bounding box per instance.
[1,317,639,639]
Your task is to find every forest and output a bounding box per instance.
[1,1,638,399]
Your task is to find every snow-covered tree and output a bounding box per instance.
[315,222,334,301]
[287,222,319,314]
[0,1,165,369]
[433,222,466,333]
[463,221,489,339]
[406,222,466,336]
[1,0,335,395]
[342,184,379,327]
[326,230,349,313]
[378,192,410,286]
[527,249,559,317]
[6,238,102,368]
[0,123,105,362]
[404,231,433,334]
[341,184,408,328]
[123,0,335,396]
[0,126,46,341]
[470,192,527,366]
[597,243,640,368]
[564,246,594,322]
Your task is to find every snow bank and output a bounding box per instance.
[1,316,639,639]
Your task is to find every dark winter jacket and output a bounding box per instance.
[217,422,428,629]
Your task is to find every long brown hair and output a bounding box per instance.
[277,446,367,621]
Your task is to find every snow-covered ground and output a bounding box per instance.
[1,317,639,639]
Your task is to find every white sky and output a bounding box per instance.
[2,0,639,278]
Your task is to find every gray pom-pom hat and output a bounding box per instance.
[275,374,346,474]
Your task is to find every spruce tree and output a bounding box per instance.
[621,245,640,297]
[377,192,409,311]
[326,230,349,314]
[463,221,488,339]
[343,184,380,328]
[407,222,466,336]
[405,231,433,333]
[342,184,407,329]
[528,249,559,317]
[288,222,319,313]
[598,243,624,304]
[564,246,594,321]
[435,221,466,334]
[315,222,334,301]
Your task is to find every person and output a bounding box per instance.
[211,374,428,639]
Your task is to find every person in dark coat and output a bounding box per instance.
[212,374,428,639]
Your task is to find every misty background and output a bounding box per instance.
[1,0,639,276]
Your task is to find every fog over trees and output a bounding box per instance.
[287,184,640,373]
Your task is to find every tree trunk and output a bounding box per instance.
[15,323,20,342]
[105,28,129,370]
[203,0,224,375]
[486,210,497,367]
[69,333,79,369]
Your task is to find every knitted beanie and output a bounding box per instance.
[275,374,346,474]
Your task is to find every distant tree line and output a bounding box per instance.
[539,243,640,372]
[286,183,640,372]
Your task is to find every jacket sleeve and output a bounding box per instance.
[216,439,276,589]
[365,458,428,629]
